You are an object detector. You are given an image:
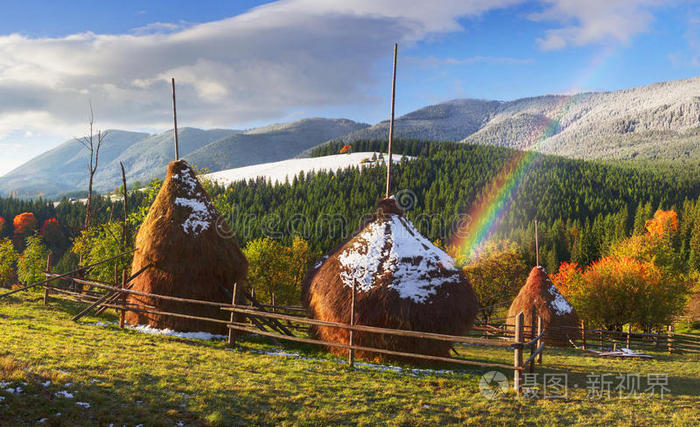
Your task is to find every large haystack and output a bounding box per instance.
[507,266,579,346]
[302,197,479,363]
[125,160,248,334]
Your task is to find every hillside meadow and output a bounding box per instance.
[1,293,698,426]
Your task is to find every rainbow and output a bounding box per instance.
[449,47,616,258]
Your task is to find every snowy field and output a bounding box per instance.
[203,152,407,187]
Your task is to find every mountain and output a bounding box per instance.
[310,76,700,161]
[0,130,149,198]
[4,76,700,199]
[95,127,240,191]
[185,118,369,172]
[0,118,368,198]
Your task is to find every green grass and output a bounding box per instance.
[1,294,699,426]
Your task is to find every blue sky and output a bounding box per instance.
[0,0,699,175]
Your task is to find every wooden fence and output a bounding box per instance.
[474,320,700,354]
[20,256,544,394]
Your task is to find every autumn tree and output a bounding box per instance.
[562,256,688,331]
[451,240,529,323]
[612,209,683,275]
[550,261,582,299]
[13,212,38,250]
[0,216,5,235]
[17,234,48,286]
[0,238,19,287]
[40,217,67,254]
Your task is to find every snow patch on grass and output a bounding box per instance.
[127,324,226,341]
[249,348,456,377]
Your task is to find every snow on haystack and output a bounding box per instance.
[303,197,479,363]
[338,214,459,303]
[538,266,573,315]
[171,169,214,236]
[508,266,579,346]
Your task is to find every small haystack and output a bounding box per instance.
[125,160,248,334]
[302,197,479,363]
[507,266,579,346]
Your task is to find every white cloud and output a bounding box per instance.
[0,0,522,139]
[0,0,679,176]
[530,0,667,50]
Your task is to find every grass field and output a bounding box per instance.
[1,293,699,426]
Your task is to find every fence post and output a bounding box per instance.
[513,311,524,395]
[667,325,674,355]
[528,307,536,373]
[599,330,604,351]
[271,293,276,313]
[227,283,238,348]
[626,324,631,349]
[581,320,586,350]
[119,270,127,329]
[537,315,543,364]
[348,281,356,368]
[43,252,52,305]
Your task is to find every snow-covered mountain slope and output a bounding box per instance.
[308,76,700,161]
[186,118,369,172]
[203,152,406,187]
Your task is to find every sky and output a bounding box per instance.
[1,0,699,175]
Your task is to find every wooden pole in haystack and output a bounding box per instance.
[535,219,539,267]
[171,78,180,160]
[385,43,398,198]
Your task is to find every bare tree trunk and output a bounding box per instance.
[78,103,105,232]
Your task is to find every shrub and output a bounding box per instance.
[244,236,314,305]
[451,240,529,323]
[0,238,19,287]
[17,234,48,286]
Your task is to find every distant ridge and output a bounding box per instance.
[3,76,700,199]
[309,76,700,161]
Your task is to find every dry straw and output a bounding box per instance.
[508,266,580,345]
[302,197,479,364]
[126,160,248,334]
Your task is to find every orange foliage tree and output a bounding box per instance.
[339,144,352,154]
[645,210,678,237]
[0,216,5,235]
[550,261,582,299]
[13,212,37,236]
[562,256,687,330]
[553,209,691,331]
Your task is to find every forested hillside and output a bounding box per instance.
[2,140,700,276]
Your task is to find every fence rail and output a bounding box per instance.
[34,264,543,394]
[474,320,700,354]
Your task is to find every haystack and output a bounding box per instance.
[125,160,248,334]
[302,197,479,363]
[507,266,579,346]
